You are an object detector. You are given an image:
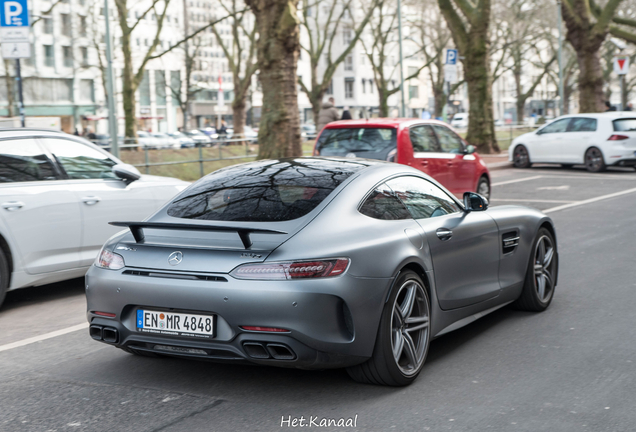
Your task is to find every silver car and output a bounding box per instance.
[86,158,558,386]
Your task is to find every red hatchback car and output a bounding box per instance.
[313,119,491,199]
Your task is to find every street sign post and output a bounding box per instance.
[614,55,630,110]
[0,0,30,127]
[443,49,459,122]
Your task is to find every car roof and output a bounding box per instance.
[323,118,452,129]
[554,112,636,120]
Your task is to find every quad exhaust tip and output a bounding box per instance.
[89,325,119,344]
[242,342,296,360]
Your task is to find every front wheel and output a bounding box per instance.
[513,145,531,168]
[477,176,490,201]
[585,147,606,172]
[347,271,430,386]
[513,227,557,312]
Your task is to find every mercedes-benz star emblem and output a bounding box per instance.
[168,251,183,266]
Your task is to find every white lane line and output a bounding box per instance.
[491,198,576,203]
[492,175,543,187]
[0,322,88,353]
[544,187,636,213]
[540,174,636,181]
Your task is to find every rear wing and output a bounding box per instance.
[109,221,287,249]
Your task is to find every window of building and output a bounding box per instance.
[80,79,95,103]
[155,70,167,106]
[345,78,354,99]
[325,79,333,95]
[61,13,71,37]
[369,79,374,93]
[79,16,87,37]
[23,78,73,103]
[408,66,418,77]
[344,54,353,71]
[343,26,353,45]
[139,71,151,106]
[62,46,73,67]
[362,79,366,93]
[43,16,53,34]
[409,85,419,99]
[44,45,55,67]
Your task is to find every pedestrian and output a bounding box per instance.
[605,101,617,112]
[626,103,633,111]
[218,120,227,135]
[341,106,352,120]
[73,128,80,136]
[316,97,339,133]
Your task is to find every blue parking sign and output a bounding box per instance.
[0,0,29,27]
[445,49,458,65]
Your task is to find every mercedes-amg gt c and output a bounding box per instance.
[86,157,558,386]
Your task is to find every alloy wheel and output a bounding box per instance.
[533,235,556,303]
[390,280,429,376]
[513,146,529,168]
[585,148,603,171]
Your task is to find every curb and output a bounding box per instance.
[486,161,512,170]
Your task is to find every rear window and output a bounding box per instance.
[316,128,397,154]
[167,158,369,222]
[613,118,636,131]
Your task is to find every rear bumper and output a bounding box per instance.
[85,266,391,369]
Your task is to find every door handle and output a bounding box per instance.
[82,196,101,205]
[436,228,452,241]
[2,201,24,211]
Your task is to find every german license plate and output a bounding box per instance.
[136,309,214,338]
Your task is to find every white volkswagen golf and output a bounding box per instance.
[509,113,636,172]
[0,129,189,308]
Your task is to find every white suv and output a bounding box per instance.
[0,129,188,307]
[509,112,636,172]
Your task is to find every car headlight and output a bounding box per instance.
[95,248,125,270]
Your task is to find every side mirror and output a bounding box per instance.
[463,192,488,212]
[113,164,141,184]
[464,144,476,154]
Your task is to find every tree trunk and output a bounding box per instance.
[121,39,137,138]
[561,2,606,113]
[247,0,302,159]
[378,86,389,117]
[232,93,247,137]
[464,33,499,154]
[432,84,446,118]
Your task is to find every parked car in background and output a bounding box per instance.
[0,129,189,308]
[450,113,469,129]
[509,112,636,172]
[199,128,219,140]
[301,124,317,140]
[136,131,161,149]
[92,134,111,147]
[314,119,491,199]
[184,130,212,147]
[151,132,179,149]
[168,132,196,148]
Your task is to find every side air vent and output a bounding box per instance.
[502,232,520,255]
[123,270,227,282]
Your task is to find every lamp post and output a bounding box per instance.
[397,0,406,117]
[557,1,564,116]
[104,0,119,157]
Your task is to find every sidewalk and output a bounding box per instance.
[479,151,511,170]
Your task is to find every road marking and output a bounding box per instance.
[537,185,570,191]
[544,187,636,213]
[492,175,543,186]
[491,198,576,203]
[0,323,88,353]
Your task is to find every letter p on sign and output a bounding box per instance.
[1,0,29,27]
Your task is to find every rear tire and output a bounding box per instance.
[477,176,490,201]
[513,227,557,312]
[585,147,606,172]
[347,271,430,386]
[0,248,8,309]
[513,145,531,168]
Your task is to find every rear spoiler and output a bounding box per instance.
[109,221,288,249]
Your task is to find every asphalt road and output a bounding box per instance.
[1,165,635,432]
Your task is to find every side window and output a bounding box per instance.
[359,183,412,220]
[432,125,464,153]
[41,138,118,179]
[539,118,570,134]
[386,176,461,219]
[409,125,440,152]
[0,139,57,183]
[568,118,597,132]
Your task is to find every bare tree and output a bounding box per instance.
[245,0,302,158]
[167,39,206,130]
[298,0,375,121]
[211,0,258,137]
[438,0,499,153]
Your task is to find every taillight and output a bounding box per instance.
[230,258,350,280]
[93,311,116,318]
[608,134,629,140]
[95,249,125,270]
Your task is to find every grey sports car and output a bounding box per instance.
[86,157,558,386]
